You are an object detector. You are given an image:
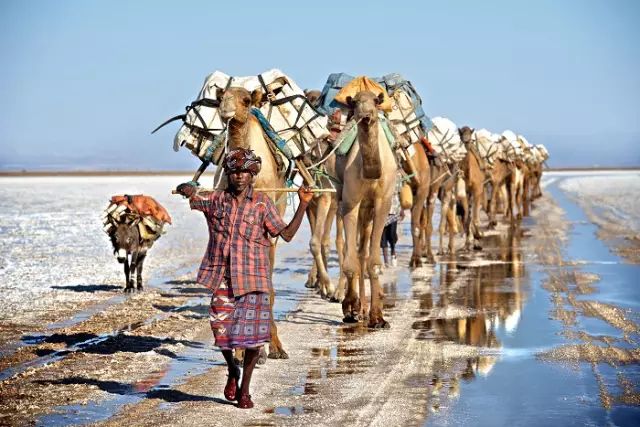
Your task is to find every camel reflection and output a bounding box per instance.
[412,228,528,408]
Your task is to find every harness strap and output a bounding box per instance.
[250,108,295,159]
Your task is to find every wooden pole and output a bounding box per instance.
[172,187,335,195]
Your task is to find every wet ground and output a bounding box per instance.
[0,172,638,426]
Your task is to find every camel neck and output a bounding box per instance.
[228,118,250,149]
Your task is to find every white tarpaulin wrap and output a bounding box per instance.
[501,130,521,161]
[473,128,502,165]
[427,117,466,162]
[173,69,329,161]
[517,135,535,162]
[536,144,549,160]
[386,89,424,145]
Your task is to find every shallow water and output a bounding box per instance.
[425,173,640,427]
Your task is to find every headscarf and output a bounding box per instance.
[223,148,262,176]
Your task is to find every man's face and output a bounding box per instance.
[228,170,253,192]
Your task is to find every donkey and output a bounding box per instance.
[109,222,149,292]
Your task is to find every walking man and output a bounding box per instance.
[175,148,312,409]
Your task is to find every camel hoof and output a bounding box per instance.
[517,213,522,220]
[136,285,143,291]
[329,296,341,303]
[304,280,317,289]
[343,314,359,324]
[124,287,134,293]
[257,347,268,365]
[368,319,390,329]
[410,256,423,268]
[268,349,289,360]
[473,244,483,251]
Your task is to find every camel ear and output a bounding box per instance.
[216,87,225,100]
[346,96,355,109]
[251,89,263,107]
[376,92,385,106]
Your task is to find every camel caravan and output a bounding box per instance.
[153,68,550,340]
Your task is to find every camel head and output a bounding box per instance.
[458,126,475,146]
[304,89,322,108]
[216,86,263,124]
[346,91,384,126]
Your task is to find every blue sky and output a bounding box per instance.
[0,0,639,170]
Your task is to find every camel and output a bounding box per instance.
[458,126,486,251]
[215,86,289,359]
[302,138,340,300]
[402,140,432,267]
[422,117,466,259]
[419,159,452,262]
[335,91,397,327]
[529,153,544,199]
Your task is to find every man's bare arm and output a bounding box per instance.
[279,186,314,242]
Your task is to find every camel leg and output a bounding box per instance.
[487,181,498,229]
[447,196,457,256]
[438,190,452,255]
[460,192,472,252]
[136,250,147,290]
[305,202,319,289]
[341,202,361,323]
[323,198,339,301]
[471,189,483,250]
[368,199,391,329]
[267,242,287,359]
[357,208,373,321]
[515,181,523,221]
[425,192,437,263]
[335,212,346,302]
[522,177,530,217]
[309,194,334,300]
[410,183,429,267]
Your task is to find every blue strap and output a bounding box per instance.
[250,108,294,159]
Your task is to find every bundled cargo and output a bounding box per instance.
[536,144,550,160]
[517,135,536,162]
[317,72,433,145]
[473,128,503,166]
[500,130,522,161]
[102,195,171,242]
[165,69,329,163]
[427,117,467,162]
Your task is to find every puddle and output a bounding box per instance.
[0,296,208,382]
[264,405,314,416]
[424,174,640,426]
[37,336,221,426]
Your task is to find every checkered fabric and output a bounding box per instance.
[209,280,271,349]
[190,186,286,296]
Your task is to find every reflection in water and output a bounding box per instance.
[291,228,532,421]
[411,229,529,408]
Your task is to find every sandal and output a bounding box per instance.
[237,393,254,409]
[224,366,241,401]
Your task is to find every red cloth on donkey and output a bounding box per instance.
[110,195,172,224]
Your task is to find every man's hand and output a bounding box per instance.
[297,185,314,204]
[176,182,197,198]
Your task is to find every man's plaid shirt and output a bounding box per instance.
[189,186,286,297]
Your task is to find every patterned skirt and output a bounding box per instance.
[209,280,271,350]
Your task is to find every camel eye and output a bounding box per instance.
[242,97,251,107]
